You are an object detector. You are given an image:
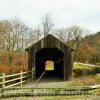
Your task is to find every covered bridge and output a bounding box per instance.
[25,34,73,81]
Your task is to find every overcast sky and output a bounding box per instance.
[0,0,100,33]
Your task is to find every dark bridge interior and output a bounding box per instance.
[35,48,64,80]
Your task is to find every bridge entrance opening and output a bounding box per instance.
[35,48,64,81]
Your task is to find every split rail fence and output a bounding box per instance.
[0,66,100,97]
[0,86,100,97]
[0,69,34,89]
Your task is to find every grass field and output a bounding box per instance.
[23,63,100,87]
[73,63,94,70]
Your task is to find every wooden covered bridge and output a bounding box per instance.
[25,34,73,81]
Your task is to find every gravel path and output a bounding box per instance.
[24,81,70,88]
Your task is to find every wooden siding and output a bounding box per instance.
[26,34,72,81]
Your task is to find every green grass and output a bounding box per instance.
[73,63,94,70]
[96,74,100,78]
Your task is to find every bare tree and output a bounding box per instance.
[0,18,30,73]
[0,20,14,71]
[0,21,5,52]
[54,28,67,43]
[41,14,53,37]
[66,26,86,61]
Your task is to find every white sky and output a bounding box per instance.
[0,0,100,33]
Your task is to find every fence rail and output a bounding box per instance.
[0,86,100,97]
[74,62,100,67]
[0,69,34,89]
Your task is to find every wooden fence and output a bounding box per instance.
[0,66,100,97]
[0,86,100,97]
[0,69,34,89]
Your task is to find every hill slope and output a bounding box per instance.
[76,32,100,63]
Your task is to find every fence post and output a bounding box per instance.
[2,73,5,88]
[20,70,23,86]
[0,87,4,97]
[1,73,5,97]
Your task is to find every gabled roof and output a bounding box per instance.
[25,34,73,51]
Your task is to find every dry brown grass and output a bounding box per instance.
[68,74,100,86]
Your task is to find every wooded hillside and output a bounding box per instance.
[76,32,100,64]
